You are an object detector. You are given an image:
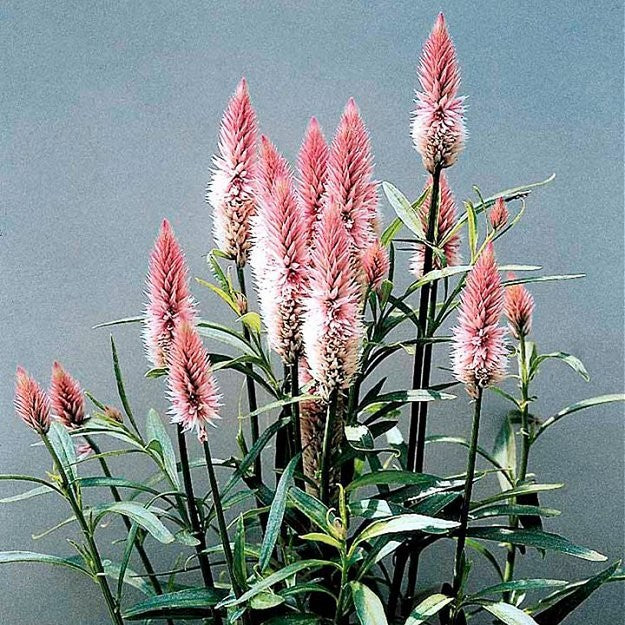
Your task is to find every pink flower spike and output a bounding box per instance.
[326,99,379,250]
[207,78,258,267]
[504,274,535,338]
[143,219,196,368]
[411,13,466,173]
[410,173,460,277]
[490,197,509,230]
[297,118,329,242]
[168,321,221,442]
[303,203,363,397]
[451,243,507,397]
[50,362,86,428]
[14,367,51,434]
[361,239,390,291]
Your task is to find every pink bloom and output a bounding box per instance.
[504,274,535,338]
[207,78,258,267]
[361,239,390,291]
[325,98,379,251]
[256,176,309,363]
[76,441,94,459]
[411,13,465,173]
[452,244,507,397]
[410,172,460,277]
[14,367,51,434]
[490,197,509,230]
[303,203,363,397]
[168,321,221,442]
[143,219,196,368]
[297,117,329,243]
[50,362,86,428]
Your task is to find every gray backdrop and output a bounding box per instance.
[1,1,623,623]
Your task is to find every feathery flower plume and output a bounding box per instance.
[168,321,221,442]
[325,98,379,250]
[504,274,535,338]
[410,173,460,277]
[143,219,196,368]
[14,367,51,434]
[207,78,258,267]
[411,13,465,173]
[50,362,86,428]
[361,239,390,291]
[490,197,509,230]
[452,244,507,397]
[297,117,329,242]
[303,203,363,397]
[256,176,309,362]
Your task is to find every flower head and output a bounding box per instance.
[325,99,379,250]
[303,203,363,397]
[504,274,535,338]
[410,172,460,277]
[143,219,196,368]
[14,367,51,434]
[490,197,509,230]
[168,321,221,442]
[207,78,258,267]
[452,244,507,397]
[361,239,390,291]
[411,13,465,173]
[297,117,329,243]
[50,362,86,428]
[256,176,309,362]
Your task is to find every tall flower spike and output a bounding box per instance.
[50,362,86,428]
[168,321,221,442]
[411,13,465,173]
[325,98,379,250]
[14,367,51,434]
[490,197,509,230]
[504,274,535,339]
[303,203,363,397]
[451,244,507,397]
[298,117,329,243]
[361,239,390,291]
[207,78,258,267]
[256,176,309,362]
[143,219,196,368]
[410,172,460,277]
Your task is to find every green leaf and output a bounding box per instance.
[287,487,341,538]
[531,352,589,382]
[262,616,321,624]
[471,504,560,520]
[196,277,240,313]
[75,476,159,495]
[239,311,262,334]
[382,182,426,240]
[361,389,455,409]
[124,587,227,619]
[259,454,300,572]
[94,502,175,544]
[351,581,389,625]
[483,602,538,625]
[250,591,285,610]
[349,499,406,519]
[467,526,607,561]
[353,514,458,546]
[110,335,140,435]
[93,315,143,329]
[105,559,154,598]
[196,320,257,357]
[472,579,567,598]
[116,523,140,600]
[405,593,453,624]
[492,416,517,491]
[146,408,180,489]
[48,422,78,481]
[299,532,343,549]
[0,550,90,577]
[381,217,403,246]
[0,484,54,503]
[233,515,248,591]
[503,274,584,287]
[473,483,563,509]
[466,201,478,261]
[347,470,459,493]
[345,425,375,451]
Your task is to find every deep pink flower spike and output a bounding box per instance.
[50,362,86,428]
[14,367,51,434]
[504,274,535,338]
[411,13,466,173]
[490,197,509,230]
[361,239,390,291]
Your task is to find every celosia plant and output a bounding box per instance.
[3,13,624,625]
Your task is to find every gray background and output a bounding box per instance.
[1,1,623,623]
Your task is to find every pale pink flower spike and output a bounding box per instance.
[50,362,86,428]
[490,197,509,230]
[168,321,221,443]
[14,367,51,434]
[411,13,465,173]
[361,239,390,291]
[452,244,507,397]
[207,78,258,267]
[504,273,535,339]
[143,219,196,368]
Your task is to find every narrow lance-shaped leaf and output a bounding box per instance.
[483,602,538,625]
[350,581,389,625]
[405,593,453,625]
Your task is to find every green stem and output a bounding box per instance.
[42,434,124,625]
[452,388,483,597]
[319,390,339,505]
[290,359,305,490]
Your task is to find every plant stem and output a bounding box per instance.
[452,388,483,596]
[42,434,124,625]
[319,389,339,505]
[289,359,305,490]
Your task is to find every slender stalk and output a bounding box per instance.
[319,390,339,505]
[452,388,483,596]
[289,359,305,490]
[388,544,410,617]
[42,434,124,625]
